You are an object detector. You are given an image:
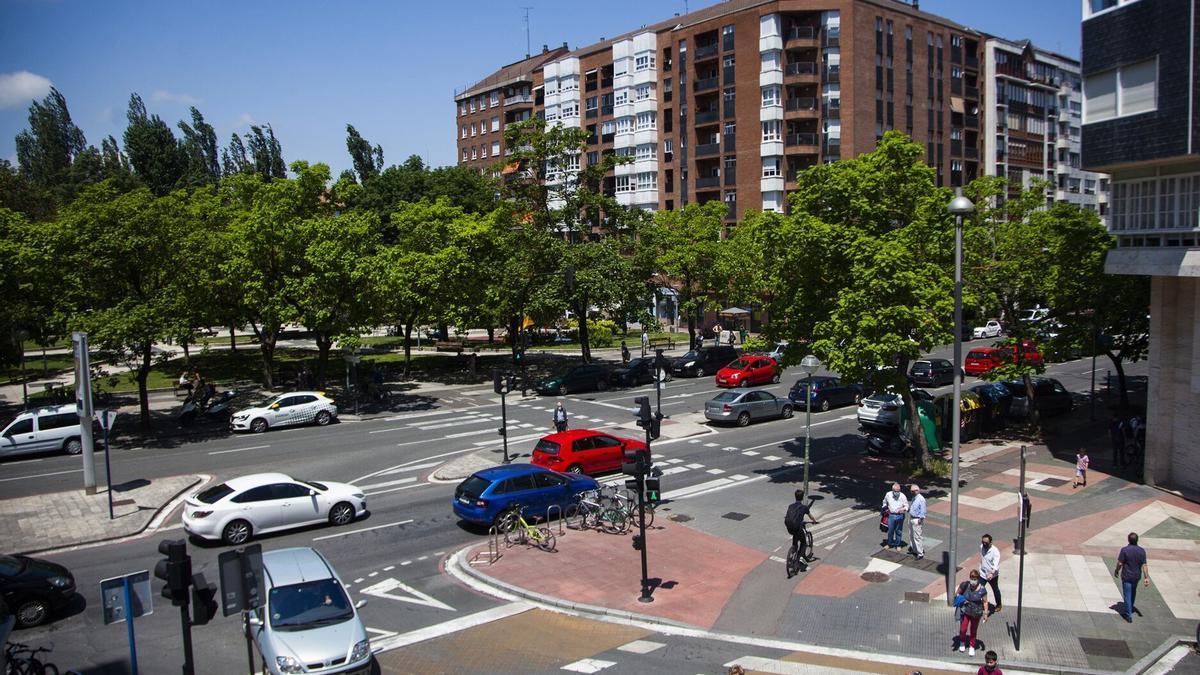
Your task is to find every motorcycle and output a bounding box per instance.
[861,424,914,457]
[180,386,241,426]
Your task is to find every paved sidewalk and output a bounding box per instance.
[452,429,1199,674]
[0,474,205,554]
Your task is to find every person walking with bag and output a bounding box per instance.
[954,569,991,657]
[882,483,909,551]
[553,401,569,433]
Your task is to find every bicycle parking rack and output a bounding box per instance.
[546,504,566,535]
[469,525,503,566]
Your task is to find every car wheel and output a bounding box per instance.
[820,398,831,412]
[772,372,781,384]
[223,519,252,545]
[737,412,751,427]
[329,502,355,526]
[596,379,608,392]
[854,393,862,405]
[781,405,794,419]
[250,418,268,434]
[15,598,49,628]
[63,437,83,455]
[567,464,583,474]
[559,384,568,396]
[315,410,332,426]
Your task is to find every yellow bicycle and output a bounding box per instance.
[497,504,556,552]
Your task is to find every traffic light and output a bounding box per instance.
[514,350,524,367]
[622,448,650,476]
[631,534,644,551]
[189,572,219,626]
[154,539,192,606]
[633,396,661,439]
[493,368,504,394]
[645,477,661,504]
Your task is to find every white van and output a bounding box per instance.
[0,405,86,457]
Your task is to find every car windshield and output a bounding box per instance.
[912,362,930,372]
[966,351,989,360]
[866,393,900,404]
[268,578,354,631]
[534,439,560,455]
[625,358,649,369]
[0,555,26,576]
[263,395,287,407]
[726,359,750,369]
[196,483,234,504]
[679,350,700,361]
[458,476,492,498]
[712,392,740,402]
[300,480,327,492]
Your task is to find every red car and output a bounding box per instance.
[964,344,1044,376]
[715,356,781,387]
[530,429,647,476]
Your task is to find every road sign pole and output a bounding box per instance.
[122,576,139,675]
[1015,444,1027,651]
[72,331,97,494]
[103,412,114,520]
[638,422,652,603]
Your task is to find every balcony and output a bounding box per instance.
[724,133,736,151]
[696,176,721,189]
[786,97,817,112]
[785,61,817,77]
[601,132,615,143]
[601,78,613,89]
[823,33,840,48]
[785,26,817,44]
[786,132,819,148]
[723,65,735,82]
[965,146,978,160]
[694,76,719,93]
[965,54,979,70]
[725,202,737,220]
[822,101,841,117]
[695,109,720,124]
[695,43,719,61]
[965,85,978,100]
[965,115,978,129]
[601,105,613,116]
[585,108,598,119]
[823,65,840,83]
[695,142,721,157]
[505,94,533,106]
[724,101,736,117]
[725,167,737,185]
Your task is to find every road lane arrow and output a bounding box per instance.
[359,577,455,611]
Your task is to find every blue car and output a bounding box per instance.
[452,464,599,527]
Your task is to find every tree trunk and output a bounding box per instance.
[1106,351,1129,409]
[1023,372,1039,426]
[137,342,152,430]
[229,325,237,353]
[899,356,933,472]
[252,322,278,388]
[314,332,333,387]
[487,327,495,344]
[182,339,190,363]
[575,297,591,363]
[403,319,415,379]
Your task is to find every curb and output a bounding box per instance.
[446,541,1193,675]
[19,474,208,556]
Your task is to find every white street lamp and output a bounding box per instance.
[799,354,821,498]
[946,191,974,605]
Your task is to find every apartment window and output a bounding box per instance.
[471,147,477,160]
[460,126,467,139]
[615,90,629,105]
[616,175,633,193]
[1084,58,1157,122]
[636,83,654,101]
[491,116,500,132]
[461,148,467,161]
[491,141,500,156]
[562,103,579,118]
[635,54,655,71]
[723,54,735,68]
[480,144,488,158]
[724,122,736,136]
[470,123,476,136]
[616,118,632,134]
[459,103,466,116]
[636,112,657,130]
[762,86,781,107]
[490,91,500,107]
[635,143,656,160]
[762,157,782,177]
[586,151,598,165]
[469,99,476,113]
[761,120,781,142]
[761,51,780,72]
[663,78,673,102]
[614,59,629,76]
[563,76,579,91]
[636,172,657,190]
[586,97,598,111]
[565,154,580,171]
[664,138,673,156]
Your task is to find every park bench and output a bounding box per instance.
[647,336,676,351]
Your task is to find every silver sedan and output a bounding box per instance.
[704,389,794,426]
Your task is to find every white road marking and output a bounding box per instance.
[312,519,413,541]
[353,446,485,483]
[206,444,270,456]
[364,483,429,497]
[413,417,493,431]
[401,560,412,566]
[368,572,378,577]
[706,468,726,475]
[443,428,501,439]
[617,640,666,654]
[561,658,617,673]
[659,466,691,476]
[742,450,760,456]
[684,463,704,469]
[359,577,454,611]
[0,468,81,482]
[369,602,532,653]
[763,455,781,462]
[359,477,417,491]
[383,565,395,571]
[704,442,718,447]
[377,461,442,476]
[472,432,542,446]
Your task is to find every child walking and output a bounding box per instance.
[1073,448,1090,488]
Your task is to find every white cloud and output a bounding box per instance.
[0,71,53,109]
[233,112,259,129]
[150,89,201,106]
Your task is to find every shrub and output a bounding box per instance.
[587,319,618,348]
[741,336,771,352]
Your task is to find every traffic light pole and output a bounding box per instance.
[637,421,653,604]
[178,600,195,675]
[500,388,510,464]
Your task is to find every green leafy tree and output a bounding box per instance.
[245,124,287,180]
[345,124,384,183]
[652,201,726,346]
[122,93,187,196]
[13,87,89,211]
[221,133,252,176]
[178,107,221,186]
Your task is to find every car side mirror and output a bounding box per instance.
[270,403,280,410]
[247,615,263,627]
[354,599,367,609]
[309,489,317,497]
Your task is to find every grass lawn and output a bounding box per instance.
[2,354,77,385]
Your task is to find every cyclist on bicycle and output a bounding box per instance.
[785,489,819,568]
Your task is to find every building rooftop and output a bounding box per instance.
[455,46,571,101]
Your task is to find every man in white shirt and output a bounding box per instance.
[882,483,908,551]
[908,484,927,559]
[979,533,1002,611]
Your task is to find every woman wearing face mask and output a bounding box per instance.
[954,569,991,657]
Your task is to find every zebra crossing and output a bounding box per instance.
[806,505,881,551]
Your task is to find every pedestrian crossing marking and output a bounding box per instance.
[706,468,726,475]
[664,458,684,464]
[723,446,739,452]
[685,463,704,469]
[617,640,666,654]
[763,455,781,461]
[742,450,760,456]
[704,442,718,447]
[561,658,617,673]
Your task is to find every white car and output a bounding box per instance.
[250,547,371,675]
[182,473,366,545]
[972,320,1003,340]
[231,391,338,433]
[857,392,903,429]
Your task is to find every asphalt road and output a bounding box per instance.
[1,346,1143,674]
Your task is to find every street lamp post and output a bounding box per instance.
[946,191,975,604]
[799,354,821,499]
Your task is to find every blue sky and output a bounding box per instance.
[0,0,1083,176]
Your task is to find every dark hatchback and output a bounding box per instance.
[610,357,664,387]
[1001,377,1074,418]
[671,346,739,378]
[908,358,959,387]
[0,554,77,628]
[452,464,599,527]
[788,376,864,412]
[535,364,611,396]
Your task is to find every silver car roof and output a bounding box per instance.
[262,547,335,589]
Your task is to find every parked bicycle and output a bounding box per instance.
[605,485,656,529]
[5,642,65,675]
[496,504,556,552]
